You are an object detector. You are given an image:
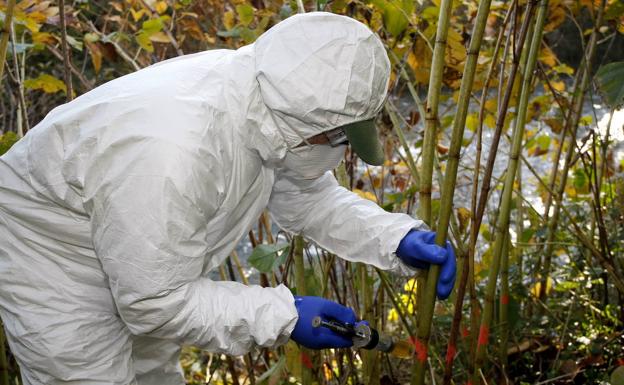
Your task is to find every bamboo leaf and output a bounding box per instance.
[595,61,624,109]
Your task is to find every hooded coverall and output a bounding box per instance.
[0,12,424,384]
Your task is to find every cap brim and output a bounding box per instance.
[343,119,384,166]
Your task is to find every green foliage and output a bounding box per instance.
[596,61,624,109]
[247,243,289,273]
[370,0,414,37]
[0,132,19,155]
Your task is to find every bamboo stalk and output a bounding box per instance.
[10,26,28,135]
[58,0,73,101]
[0,0,16,85]
[293,235,314,384]
[435,0,504,380]
[466,4,534,361]
[471,1,549,381]
[417,0,454,226]
[538,0,606,301]
[515,166,524,288]
[412,0,455,382]
[499,233,510,379]
[360,264,379,384]
[472,0,535,245]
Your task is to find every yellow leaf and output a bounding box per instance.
[85,41,102,74]
[403,278,418,292]
[545,6,566,32]
[353,189,377,202]
[456,207,471,233]
[539,46,557,67]
[155,1,168,14]
[484,98,497,114]
[409,39,432,84]
[149,31,170,43]
[130,8,146,22]
[136,32,153,52]
[484,113,497,129]
[32,32,56,45]
[543,117,563,133]
[530,278,553,297]
[466,113,479,132]
[551,80,566,92]
[553,63,574,75]
[223,10,236,30]
[24,74,66,94]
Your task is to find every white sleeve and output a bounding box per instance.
[267,170,427,272]
[85,140,297,356]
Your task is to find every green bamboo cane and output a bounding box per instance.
[408,0,497,380]
[415,0,504,385]
[471,1,549,382]
[471,0,535,245]
[498,233,510,376]
[515,166,524,288]
[412,0,454,382]
[411,0,497,380]
[538,0,606,301]
[0,0,15,85]
[360,265,379,384]
[418,0,454,226]
[466,5,535,364]
[293,235,314,384]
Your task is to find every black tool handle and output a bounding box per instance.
[311,316,356,337]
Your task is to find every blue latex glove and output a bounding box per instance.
[290,296,360,349]
[396,229,457,300]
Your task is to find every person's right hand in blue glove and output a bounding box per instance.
[290,296,363,350]
[396,229,456,300]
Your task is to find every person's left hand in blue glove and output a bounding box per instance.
[396,229,457,300]
[290,296,366,350]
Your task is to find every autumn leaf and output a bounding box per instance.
[85,41,102,74]
[130,8,146,22]
[539,46,558,67]
[24,74,66,94]
[155,1,168,14]
[353,188,378,202]
[149,31,170,43]
[223,10,236,30]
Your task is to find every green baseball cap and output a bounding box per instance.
[342,118,384,166]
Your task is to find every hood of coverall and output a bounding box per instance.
[253,12,391,151]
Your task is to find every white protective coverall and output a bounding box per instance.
[0,12,424,385]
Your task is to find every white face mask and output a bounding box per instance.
[282,144,347,180]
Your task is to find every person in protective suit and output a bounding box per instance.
[0,12,456,385]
